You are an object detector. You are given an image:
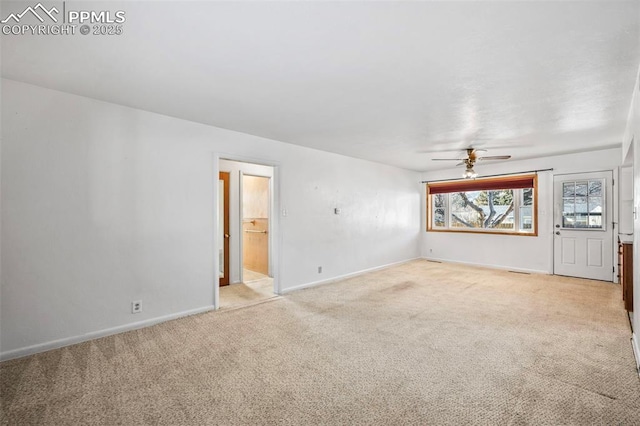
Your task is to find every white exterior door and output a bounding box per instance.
[553,171,613,281]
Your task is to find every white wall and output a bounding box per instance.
[619,165,634,235]
[421,148,622,274]
[219,160,274,284]
[622,67,639,163]
[629,70,640,366]
[633,140,640,368]
[0,79,421,359]
[621,62,640,368]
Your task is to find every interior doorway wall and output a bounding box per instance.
[242,174,270,278]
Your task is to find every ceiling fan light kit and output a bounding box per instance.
[463,166,478,179]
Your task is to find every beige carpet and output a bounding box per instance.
[2,260,639,425]
[219,276,276,310]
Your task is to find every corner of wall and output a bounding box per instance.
[632,333,640,373]
[622,64,640,162]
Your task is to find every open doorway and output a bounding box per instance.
[217,159,277,310]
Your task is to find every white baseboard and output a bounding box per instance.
[422,256,549,275]
[280,257,420,294]
[0,305,215,362]
[632,333,640,373]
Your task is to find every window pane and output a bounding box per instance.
[496,209,515,230]
[563,183,575,197]
[491,190,513,206]
[434,208,445,227]
[563,198,574,214]
[575,182,588,197]
[588,196,603,229]
[491,190,514,230]
[565,194,589,228]
[434,194,445,208]
[588,180,602,196]
[522,188,533,206]
[450,192,483,228]
[575,197,587,213]
[449,190,515,230]
[574,213,588,228]
[563,198,575,227]
[588,214,602,228]
[588,196,602,213]
[519,206,533,230]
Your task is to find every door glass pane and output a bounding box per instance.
[575,182,588,197]
[219,179,224,278]
[588,196,603,228]
[563,183,575,197]
[563,198,575,213]
[575,196,587,213]
[588,196,602,213]
[588,180,602,196]
[574,196,588,228]
[574,214,588,227]
[563,198,575,227]
[588,213,602,227]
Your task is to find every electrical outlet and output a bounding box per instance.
[318,266,322,273]
[334,208,341,215]
[132,300,142,314]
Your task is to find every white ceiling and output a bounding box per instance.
[2,1,639,171]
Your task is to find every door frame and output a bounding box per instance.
[552,169,617,282]
[239,171,273,284]
[213,153,281,310]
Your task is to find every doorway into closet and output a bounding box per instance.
[218,159,277,310]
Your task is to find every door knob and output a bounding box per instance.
[224,233,230,238]
[555,231,560,235]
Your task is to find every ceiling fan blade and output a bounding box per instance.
[431,158,466,161]
[456,162,465,167]
[473,144,531,150]
[479,155,511,160]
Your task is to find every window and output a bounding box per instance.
[427,174,537,236]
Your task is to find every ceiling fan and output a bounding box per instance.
[432,148,511,179]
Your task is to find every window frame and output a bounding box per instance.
[426,174,538,236]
